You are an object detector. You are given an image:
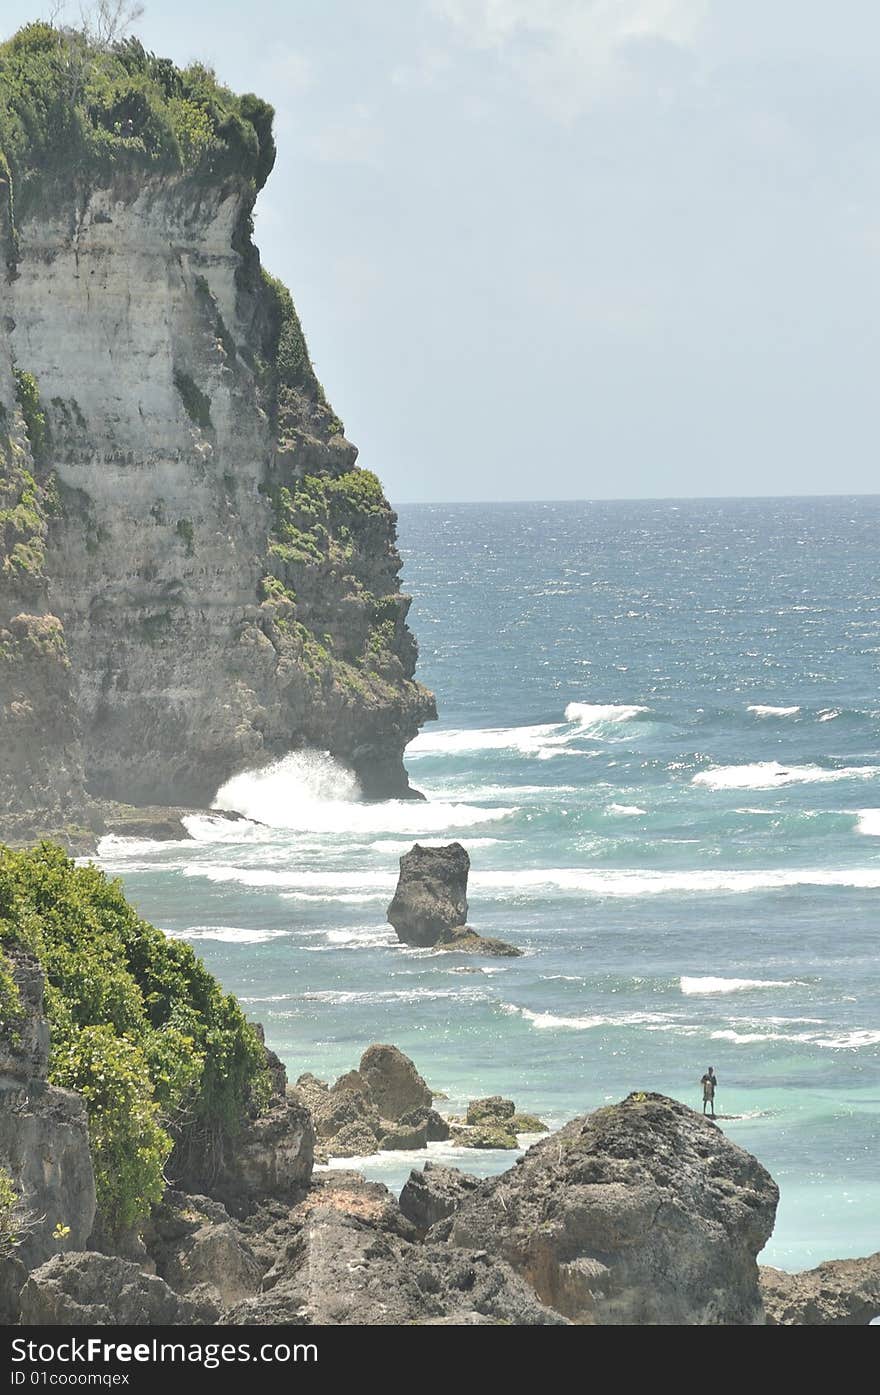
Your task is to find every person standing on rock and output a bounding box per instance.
[701,1066,717,1118]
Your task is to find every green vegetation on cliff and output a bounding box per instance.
[0,844,269,1238]
[0,22,275,231]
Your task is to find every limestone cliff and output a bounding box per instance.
[0,24,434,842]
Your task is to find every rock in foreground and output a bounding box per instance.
[387,843,521,955]
[761,1253,880,1325]
[449,1093,778,1325]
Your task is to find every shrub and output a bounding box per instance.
[0,25,277,234]
[0,844,269,1239]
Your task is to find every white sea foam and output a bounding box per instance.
[299,987,489,1006]
[472,866,880,897]
[747,705,801,718]
[181,813,259,842]
[607,803,646,816]
[856,809,880,837]
[369,837,502,854]
[711,1026,880,1050]
[166,925,289,944]
[407,722,569,759]
[507,1005,671,1032]
[693,761,879,790]
[680,976,799,995]
[212,749,515,833]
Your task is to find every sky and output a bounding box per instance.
[3,1,880,503]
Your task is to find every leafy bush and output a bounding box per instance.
[0,844,270,1239]
[0,1167,19,1255]
[0,24,276,229]
[14,371,48,463]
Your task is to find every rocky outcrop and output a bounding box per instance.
[19,1252,218,1325]
[358,1044,433,1121]
[297,1044,438,1163]
[448,1093,778,1325]
[171,1039,314,1210]
[387,843,521,955]
[399,1163,483,1233]
[226,1203,566,1327]
[761,1254,880,1325]
[0,944,96,1280]
[0,33,434,844]
[146,1191,266,1310]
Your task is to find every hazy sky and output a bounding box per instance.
[4,2,880,502]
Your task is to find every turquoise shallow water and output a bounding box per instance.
[99,497,880,1270]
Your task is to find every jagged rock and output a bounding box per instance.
[387,843,470,947]
[250,1022,288,1102]
[450,1124,519,1150]
[358,1044,433,1121]
[436,925,523,957]
[449,1093,779,1325]
[145,1191,265,1309]
[0,1081,96,1272]
[19,1253,218,1325]
[173,1090,314,1210]
[509,1113,549,1133]
[224,1206,566,1326]
[0,946,50,1082]
[467,1097,516,1125]
[399,1163,483,1232]
[0,1253,28,1326]
[761,1254,880,1325]
[399,1106,451,1142]
[378,1121,429,1151]
[330,1120,382,1158]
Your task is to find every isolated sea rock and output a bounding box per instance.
[358,1044,433,1121]
[760,1253,880,1325]
[399,1106,451,1142]
[387,843,470,946]
[386,844,521,955]
[449,1093,778,1325]
[19,1253,217,1326]
[399,1163,483,1233]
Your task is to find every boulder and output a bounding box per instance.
[386,843,470,946]
[761,1253,880,1325]
[378,1121,429,1151]
[173,1089,314,1211]
[436,925,523,957]
[399,1106,451,1142]
[449,1093,778,1325]
[330,1120,382,1158]
[19,1253,218,1325]
[450,1124,519,1150]
[358,1044,433,1121]
[467,1097,516,1125]
[146,1191,265,1309]
[399,1163,483,1233]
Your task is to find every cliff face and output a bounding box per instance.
[0,32,434,839]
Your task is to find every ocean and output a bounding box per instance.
[98,497,880,1270]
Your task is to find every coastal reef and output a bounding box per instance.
[0,22,434,847]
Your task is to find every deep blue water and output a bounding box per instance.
[100,498,880,1269]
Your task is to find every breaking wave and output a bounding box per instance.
[692,761,880,790]
[680,976,799,995]
[747,705,801,718]
[212,750,514,833]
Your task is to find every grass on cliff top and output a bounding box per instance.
[0,843,270,1240]
[0,22,275,225]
